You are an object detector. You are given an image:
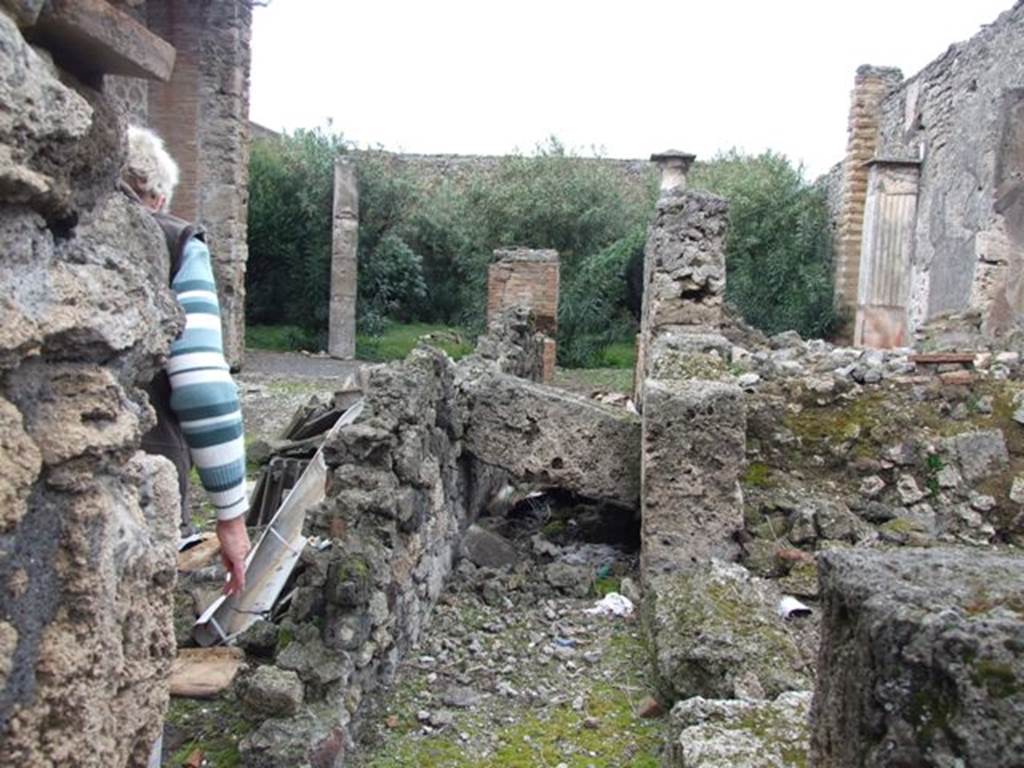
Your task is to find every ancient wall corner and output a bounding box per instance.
[0,4,184,764]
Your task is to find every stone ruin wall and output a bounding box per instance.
[0,5,184,765]
[830,1,1024,344]
[875,0,1024,337]
[235,315,645,765]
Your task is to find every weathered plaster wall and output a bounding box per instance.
[868,2,1024,337]
[0,8,182,766]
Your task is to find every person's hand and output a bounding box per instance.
[216,516,251,596]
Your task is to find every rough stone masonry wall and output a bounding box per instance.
[239,347,489,767]
[874,1,1024,337]
[235,312,647,765]
[147,0,252,368]
[0,8,182,766]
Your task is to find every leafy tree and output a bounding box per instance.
[246,126,345,334]
[557,225,646,367]
[690,150,837,338]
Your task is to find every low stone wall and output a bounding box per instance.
[812,547,1024,767]
[236,314,645,764]
[240,348,495,766]
[0,8,181,766]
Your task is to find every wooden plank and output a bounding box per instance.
[30,0,175,81]
[169,647,244,698]
[177,534,221,573]
[909,353,977,365]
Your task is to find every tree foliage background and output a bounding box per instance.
[246,129,837,365]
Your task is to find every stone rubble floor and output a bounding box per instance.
[349,567,666,768]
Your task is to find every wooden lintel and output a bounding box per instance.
[908,353,978,365]
[30,0,175,82]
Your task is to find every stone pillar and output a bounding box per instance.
[640,379,744,579]
[854,158,921,348]
[328,157,359,359]
[638,159,729,390]
[636,155,743,583]
[833,66,903,334]
[486,248,560,381]
[147,0,252,369]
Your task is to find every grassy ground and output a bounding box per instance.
[246,322,475,362]
[355,323,475,362]
[245,324,312,351]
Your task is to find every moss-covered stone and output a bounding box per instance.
[643,564,810,703]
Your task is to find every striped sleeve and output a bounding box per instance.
[166,237,249,521]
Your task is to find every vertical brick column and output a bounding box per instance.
[147,0,252,369]
[328,158,359,359]
[487,248,559,380]
[833,66,903,336]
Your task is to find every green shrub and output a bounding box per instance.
[359,233,428,331]
[690,150,837,339]
[557,225,646,367]
[246,127,345,334]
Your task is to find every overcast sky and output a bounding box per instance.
[249,0,1014,178]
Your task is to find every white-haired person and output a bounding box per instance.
[121,125,250,599]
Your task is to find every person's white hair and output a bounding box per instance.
[124,125,179,211]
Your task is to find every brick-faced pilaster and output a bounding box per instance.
[147,0,252,368]
[833,65,903,336]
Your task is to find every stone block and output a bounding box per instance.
[33,0,176,80]
[646,331,732,381]
[811,547,1024,767]
[641,379,745,579]
[460,524,519,569]
[460,370,641,507]
[236,666,304,718]
[942,428,1009,482]
[644,561,810,702]
[667,691,812,768]
[240,711,349,768]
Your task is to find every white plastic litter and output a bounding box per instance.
[777,595,813,619]
[584,592,634,617]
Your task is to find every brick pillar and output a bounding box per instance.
[833,66,903,338]
[147,0,252,369]
[328,158,359,359]
[487,248,559,380]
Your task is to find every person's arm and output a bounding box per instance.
[166,237,251,594]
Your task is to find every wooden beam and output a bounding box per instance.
[29,0,175,81]
[909,353,977,365]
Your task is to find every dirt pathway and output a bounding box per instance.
[349,526,665,768]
